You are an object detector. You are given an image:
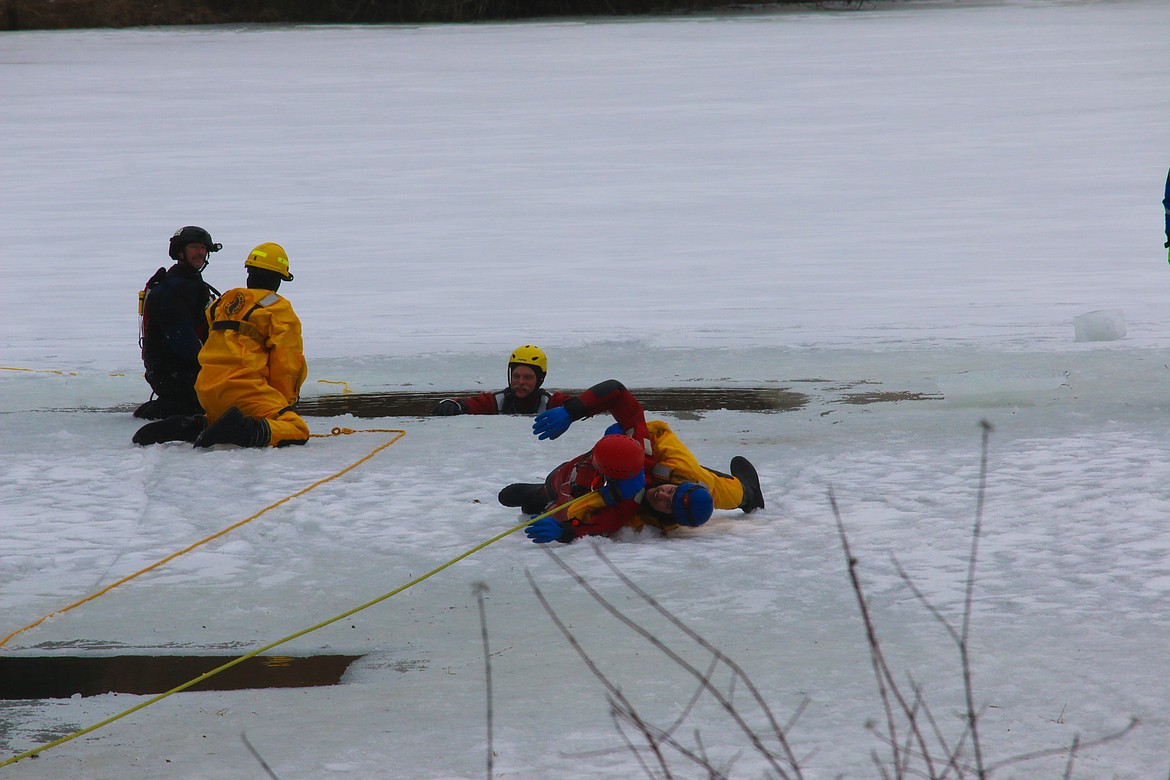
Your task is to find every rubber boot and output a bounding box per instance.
[193,407,271,449]
[133,398,165,420]
[132,414,206,445]
[498,483,549,515]
[730,456,765,513]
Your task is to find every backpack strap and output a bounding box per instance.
[496,388,553,413]
[210,292,281,342]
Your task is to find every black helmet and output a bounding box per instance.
[168,226,223,261]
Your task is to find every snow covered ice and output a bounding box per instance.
[2,0,1170,777]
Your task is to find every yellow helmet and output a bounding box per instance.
[244,242,293,281]
[508,344,547,386]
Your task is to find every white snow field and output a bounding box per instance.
[2,0,1170,777]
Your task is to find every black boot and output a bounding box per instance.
[134,395,202,420]
[730,456,765,513]
[133,399,165,420]
[193,407,271,449]
[498,483,549,515]
[133,414,206,445]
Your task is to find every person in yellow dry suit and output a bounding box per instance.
[499,380,764,543]
[131,242,309,448]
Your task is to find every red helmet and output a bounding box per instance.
[591,434,644,480]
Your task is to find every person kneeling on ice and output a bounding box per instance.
[498,379,764,543]
[134,225,222,420]
[132,242,309,448]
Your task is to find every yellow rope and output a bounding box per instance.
[0,428,406,650]
[316,379,352,394]
[0,366,78,376]
[0,366,125,378]
[0,496,582,769]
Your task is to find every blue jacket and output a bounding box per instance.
[142,262,213,372]
[1163,167,1169,237]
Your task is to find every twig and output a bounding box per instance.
[1060,733,1080,780]
[981,717,1138,775]
[607,698,666,780]
[525,568,675,778]
[961,419,995,778]
[549,547,801,778]
[474,582,494,780]
[832,488,937,778]
[241,731,281,780]
[585,545,805,778]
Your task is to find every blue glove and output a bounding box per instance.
[602,470,645,505]
[613,470,645,500]
[604,422,624,436]
[525,516,567,544]
[533,407,572,440]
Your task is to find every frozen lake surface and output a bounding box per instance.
[2,1,1170,777]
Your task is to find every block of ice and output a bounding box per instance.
[935,369,1068,407]
[1073,309,1126,342]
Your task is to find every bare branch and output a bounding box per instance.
[473,581,494,780]
[961,419,995,777]
[240,731,281,780]
[833,491,912,776]
[525,568,674,778]
[607,700,666,780]
[586,545,804,777]
[982,717,1138,775]
[541,549,800,779]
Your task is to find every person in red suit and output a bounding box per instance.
[431,344,572,416]
[499,379,765,543]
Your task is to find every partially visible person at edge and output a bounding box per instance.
[132,242,309,449]
[431,344,573,416]
[134,225,222,420]
[1163,166,1169,262]
[498,379,765,543]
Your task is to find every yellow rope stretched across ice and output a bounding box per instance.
[0,427,406,649]
[0,495,584,769]
[0,366,78,376]
[0,366,128,377]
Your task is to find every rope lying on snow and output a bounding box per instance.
[0,427,406,650]
[0,494,581,769]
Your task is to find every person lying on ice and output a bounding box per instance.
[498,379,765,543]
[132,242,309,448]
[431,344,573,416]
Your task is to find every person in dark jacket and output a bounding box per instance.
[1163,166,1169,261]
[132,242,308,449]
[134,226,221,419]
[431,344,573,416]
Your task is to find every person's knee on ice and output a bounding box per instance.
[132,414,206,446]
[193,407,271,449]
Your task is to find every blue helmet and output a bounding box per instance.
[672,482,713,527]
